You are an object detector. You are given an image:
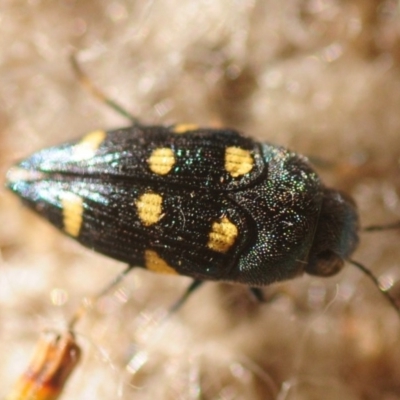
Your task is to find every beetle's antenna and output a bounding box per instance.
[70,54,139,124]
[355,221,400,315]
[348,258,400,316]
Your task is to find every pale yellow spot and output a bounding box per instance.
[145,250,178,275]
[225,146,254,178]
[73,130,106,161]
[136,193,163,226]
[208,217,238,253]
[61,193,84,237]
[148,147,176,175]
[172,123,199,134]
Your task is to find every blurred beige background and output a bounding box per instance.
[1,1,400,398]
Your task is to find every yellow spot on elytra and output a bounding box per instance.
[225,146,254,178]
[148,147,176,175]
[61,193,84,237]
[73,130,106,161]
[136,192,163,226]
[208,217,238,253]
[172,123,199,134]
[145,250,178,275]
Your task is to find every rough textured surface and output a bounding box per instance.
[1,1,400,398]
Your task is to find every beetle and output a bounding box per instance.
[4,124,377,299]
[5,58,399,313]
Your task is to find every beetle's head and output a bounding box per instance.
[305,188,359,277]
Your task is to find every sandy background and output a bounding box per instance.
[1,1,400,399]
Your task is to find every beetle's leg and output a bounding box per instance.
[70,54,139,124]
[249,287,286,304]
[96,264,136,298]
[249,287,265,302]
[363,221,400,231]
[68,265,135,329]
[169,280,203,314]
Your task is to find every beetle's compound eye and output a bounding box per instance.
[306,249,344,277]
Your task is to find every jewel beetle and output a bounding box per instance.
[5,59,399,313]
[6,123,359,284]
